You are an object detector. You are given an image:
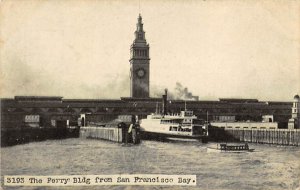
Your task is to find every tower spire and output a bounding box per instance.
[135,14,145,40]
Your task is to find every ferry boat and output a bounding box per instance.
[140,110,209,142]
[207,143,255,153]
[139,89,208,142]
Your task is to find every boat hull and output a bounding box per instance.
[207,147,255,153]
[140,131,208,142]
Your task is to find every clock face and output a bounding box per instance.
[136,68,145,78]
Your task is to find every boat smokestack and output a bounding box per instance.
[162,89,168,115]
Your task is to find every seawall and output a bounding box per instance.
[1,127,80,147]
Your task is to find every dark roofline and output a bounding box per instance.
[219,98,259,103]
[15,96,63,101]
[0,96,292,105]
[265,101,292,105]
[120,97,162,101]
[63,99,125,103]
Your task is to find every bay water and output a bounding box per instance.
[1,138,300,190]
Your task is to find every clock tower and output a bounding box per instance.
[130,14,150,98]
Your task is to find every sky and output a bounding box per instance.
[0,0,299,101]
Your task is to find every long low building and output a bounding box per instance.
[210,121,278,129]
[0,96,293,130]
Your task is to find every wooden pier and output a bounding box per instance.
[79,114,141,144]
[209,127,300,146]
[80,122,140,144]
[80,126,123,142]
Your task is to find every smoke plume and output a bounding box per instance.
[151,82,199,101]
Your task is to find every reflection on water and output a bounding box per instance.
[1,138,300,190]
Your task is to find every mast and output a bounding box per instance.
[206,111,209,123]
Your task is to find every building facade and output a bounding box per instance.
[0,96,293,130]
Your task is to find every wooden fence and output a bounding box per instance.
[80,126,123,143]
[209,128,300,146]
